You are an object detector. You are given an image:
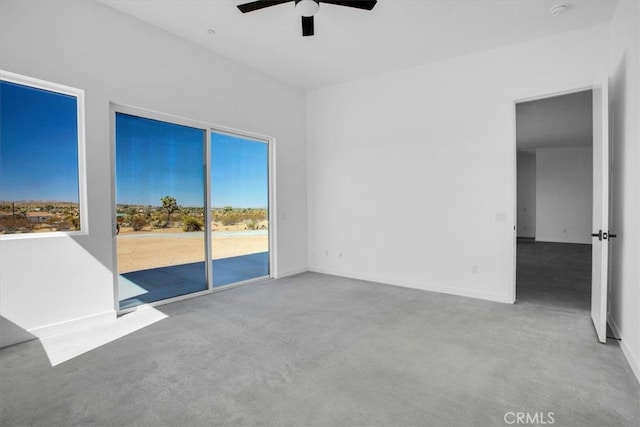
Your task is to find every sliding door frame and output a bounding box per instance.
[209,126,277,290]
[110,103,276,314]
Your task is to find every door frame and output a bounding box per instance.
[511,85,594,304]
[109,103,277,314]
[209,125,278,287]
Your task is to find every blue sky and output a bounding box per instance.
[0,81,80,203]
[116,114,268,208]
[116,113,205,207]
[211,132,268,208]
[1,85,267,208]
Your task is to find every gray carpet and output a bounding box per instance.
[1,271,638,426]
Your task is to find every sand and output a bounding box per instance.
[117,228,268,273]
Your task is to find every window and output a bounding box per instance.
[0,71,85,235]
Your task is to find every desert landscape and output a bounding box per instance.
[117,225,268,273]
[1,200,270,274]
[0,201,80,234]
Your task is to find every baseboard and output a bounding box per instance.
[0,330,37,349]
[276,266,308,278]
[608,313,640,384]
[308,267,513,304]
[535,236,592,245]
[29,310,117,340]
[1,310,117,349]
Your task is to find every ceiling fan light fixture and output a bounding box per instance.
[237,0,377,36]
[296,0,319,17]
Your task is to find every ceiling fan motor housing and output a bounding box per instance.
[295,0,319,17]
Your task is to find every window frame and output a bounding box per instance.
[0,70,88,239]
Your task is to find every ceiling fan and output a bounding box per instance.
[237,0,378,37]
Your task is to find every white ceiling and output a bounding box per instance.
[516,90,592,150]
[100,0,617,90]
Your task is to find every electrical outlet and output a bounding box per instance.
[472,265,479,274]
[324,249,329,257]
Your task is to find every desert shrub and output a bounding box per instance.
[56,221,73,231]
[0,217,34,234]
[211,207,267,226]
[131,215,147,231]
[65,213,80,229]
[249,209,267,222]
[221,212,241,226]
[152,220,168,229]
[182,216,203,232]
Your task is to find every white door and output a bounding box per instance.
[591,81,610,344]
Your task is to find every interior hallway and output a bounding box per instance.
[1,271,638,426]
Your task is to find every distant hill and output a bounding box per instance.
[0,200,79,206]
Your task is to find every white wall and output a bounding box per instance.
[535,147,592,244]
[516,151,536,238]
[307,24,608,303]
[0,0,307,346]
[609,0,640,382]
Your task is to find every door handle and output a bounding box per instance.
[591,230,617,241]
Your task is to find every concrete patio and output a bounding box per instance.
[118,252,269,309]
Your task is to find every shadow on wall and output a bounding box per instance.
[609,53,626,308]
[1,235,169,366]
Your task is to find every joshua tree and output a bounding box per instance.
[161,196,180,222]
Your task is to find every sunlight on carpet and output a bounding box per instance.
[36,306,168,366]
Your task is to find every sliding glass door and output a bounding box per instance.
[115,112,208,309]
[113,108,272,311]
[211,131,270,287]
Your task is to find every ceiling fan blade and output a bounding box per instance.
[237,0,292,13]
[302,15,314,36]
[318,0,377,10]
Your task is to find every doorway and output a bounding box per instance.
[112,105,274,312]
[514,90,594,313]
